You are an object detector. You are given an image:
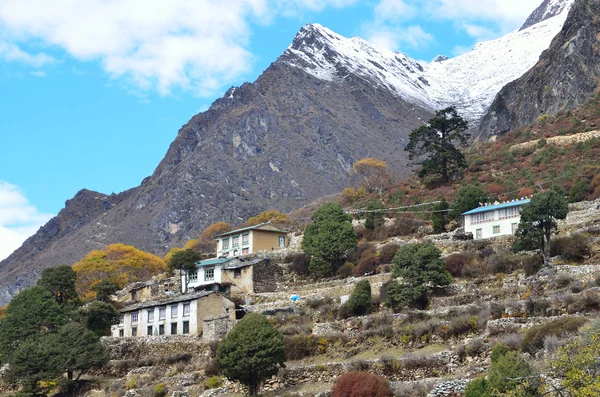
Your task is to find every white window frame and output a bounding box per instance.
[171,304,178,318]
[183,303,190,317]
[147,309,154,323]
[131,311,139,324]
[159,307,166,320]
[189,270,198,282]
[205,267,215,281]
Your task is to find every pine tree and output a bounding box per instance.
[406,107,469,183]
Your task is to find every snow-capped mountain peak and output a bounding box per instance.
[281,0,574,123]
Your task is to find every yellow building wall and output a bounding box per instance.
[252,230,287,252]
[221,266,254,295]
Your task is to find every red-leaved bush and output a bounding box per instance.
[332,372,393,397]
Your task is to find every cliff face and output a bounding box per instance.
[478,0,600,139]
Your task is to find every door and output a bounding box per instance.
[476,229,483,239]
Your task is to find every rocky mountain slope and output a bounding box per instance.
[0,0,578,305]
[479,0,600,139]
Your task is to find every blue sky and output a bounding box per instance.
[0,0,543,259]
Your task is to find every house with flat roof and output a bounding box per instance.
[111,291,235,339]
[463,198,531,240]
[215,222,288,258]
[181,256,283,295]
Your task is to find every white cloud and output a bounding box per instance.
[29,70,46,77]
[0,181,54,260]
[0,39,55,67]
[0,0,361,97]
[365,0,542,52]
[452,44,472,56]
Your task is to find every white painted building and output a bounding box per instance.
[463,198,530,239]
[215,223,288,258]
[111,291,235,338]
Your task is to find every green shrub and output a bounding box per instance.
[464,377,490,397]
[347,280,372,316]
[152,384,167,397]
[488,350,538,396]
[308,257,332,279]
[569,179,589,203]
[521,317,587,354]
[204,376,224,389]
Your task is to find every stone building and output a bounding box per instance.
[111,291,235,339]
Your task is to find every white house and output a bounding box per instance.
[181,256,282,295]
[463,198,531,240]
[111,291,235,338]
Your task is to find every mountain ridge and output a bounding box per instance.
[0,0,579,305]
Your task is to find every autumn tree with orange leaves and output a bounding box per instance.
[73,244,166,300]
[350,158,391,194]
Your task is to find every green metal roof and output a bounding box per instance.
[195,257,235,267]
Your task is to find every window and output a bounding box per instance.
[159,307,166,320]
[476,229,483,239]
[232,235,239,249]
[159,324,165,335]
[473,213,485,223]
[493,225,500,234]
[242,248,249,255]
[147,309,154,323]
[183,321,190,335]
[147,326,153,336]
[131,290,137,300]
[242,233,250,246]
[234,269,242,279]
[279,235,285,248]
[512,223,519,235]
[222,238,230,251]
[119,315,124,325]
[183,303,190,316]
[131,327,137,337]
[131,312,139,324]
[171,304,178,318]
[171,323,177,335]
[119,329,124,337]
[500,206,519,218]
[189,270,198,282]
[205,268,215,281]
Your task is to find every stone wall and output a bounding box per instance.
[203,316,235,341]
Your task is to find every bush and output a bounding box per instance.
[354,254,380,276]
[347,280,372,316]
[347,243,376,264]
[204,376,224,389]
[444,253,471,277]
[550,234,590,261]
[309,257,332,279]
[567,291,600,314]
[378,243,400,264]
[569,179,589,202]
[289,254,311,276]
[332,372,393,397]
[465,377,490,397]
[521,255,542,276]
[521,317,587,354]
[388,214,425,236]
[152,384,167,397]
[443,315,479,338]
[204,359,221,377]
[284,335,314,360]
[336,262,354,278]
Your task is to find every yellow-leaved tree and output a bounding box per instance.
[245,210,290,227]
[73,243,166,300]
[164,222,233,263]
[349,158,391,194]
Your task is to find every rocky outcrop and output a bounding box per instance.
[478,0,600,139]
[520,0,574,30]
